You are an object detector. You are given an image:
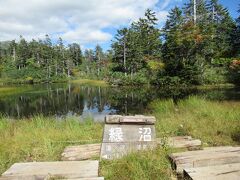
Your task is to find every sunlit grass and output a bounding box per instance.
[0,116,103,174]
[0,86,33,97]
[100,147,172,180]
[70,78,108,86]
[151,96,240,146]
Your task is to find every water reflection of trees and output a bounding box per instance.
[0,84,119,118]
[0,84,239,118]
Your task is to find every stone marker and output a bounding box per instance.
[100,115,156,160]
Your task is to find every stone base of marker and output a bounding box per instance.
[100,115,157,160]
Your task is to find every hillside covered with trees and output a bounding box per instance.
[0,0,239,86]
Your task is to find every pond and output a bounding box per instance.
[0,83,239,121]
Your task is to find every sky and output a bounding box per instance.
[0,0,239,50]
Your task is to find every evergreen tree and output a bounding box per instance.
[94,44,104,76]
[16,36,29,69]
[56,37,66,75]
[112,9,161,75]
[69,43,82,66]
[233,5,240,57]
[206,0,236,58]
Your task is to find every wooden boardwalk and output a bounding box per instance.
[62,143,101,161]
[183,163,240,180]
[169,146,240,179]
[0,161,103,180]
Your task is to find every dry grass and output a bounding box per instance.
[151,96,240,146]
[70,79,108,86]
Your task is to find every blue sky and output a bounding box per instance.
[99,0,239,51]
[0,0,239,51]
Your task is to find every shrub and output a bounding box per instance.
[108,70,149,86]
[228,59,240,85]
[202,66,228,84]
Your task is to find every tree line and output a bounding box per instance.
[111,0,240,86]
[0,0,239,86]
[0,35,112,83]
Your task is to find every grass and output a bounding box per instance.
[70,78,108,86]
[0,77,68,85]
[0,96,239,179]
[0,86,33,97]
[100,147,172,180]
[151,96,240,146]
[0,116,103,174]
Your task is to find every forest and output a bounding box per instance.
[0,0,239,86]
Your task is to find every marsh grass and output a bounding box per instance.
[100,147,172,180]
[70,79,108,86]
[0,86,33,97]
[0,116,103,174]
[151,96,240,146]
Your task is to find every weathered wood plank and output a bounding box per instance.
[61,144,101,161]
[105,115,122,124]
[170,146,240,173]
[0,176,105,180]
[105,115,156,124]
[120,115,156,124]
[157,136,201,150]
[170,146,238,160]
[1,161,99,179]
[67,178,104,180]
[183,163,240,180]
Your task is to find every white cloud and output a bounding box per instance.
[160,0,172,10]
[0,0,177,45]
[62,28,112,44]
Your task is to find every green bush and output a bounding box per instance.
[203,66,228,84]
[154,76,182,87]
[108,70,149,86]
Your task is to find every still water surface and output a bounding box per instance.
[0,83,239,120]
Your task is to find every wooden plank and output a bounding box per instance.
[170,146,238,160]
[183,163,240,180]
[176,152,240,173]
[120,115,156,124]
[105,115,156,124]
[1,161,99,179]
[67,178,104,180]
[0,176,105,180]
[105,115,122,124]
[61,143,101,161]
[170,146,240,173]
[157,136,201,150]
